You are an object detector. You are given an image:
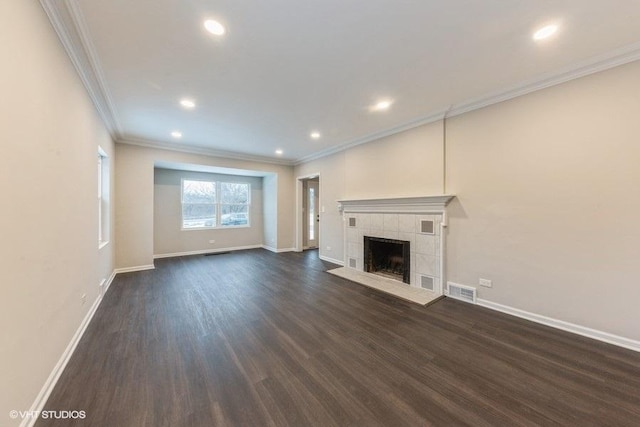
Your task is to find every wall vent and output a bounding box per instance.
[446,282,476,304]
[420,219,434,234]
[419,275,435,291]
[348,217,357,227]
[348,258,357,268]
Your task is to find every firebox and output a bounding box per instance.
[363,236,410,284]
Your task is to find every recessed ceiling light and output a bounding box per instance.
[372,99,393,111]
[204,19,225,36]
[533,24,558,41]
[171,131,182,138]
[310,131,321,139]
[179,99,196,109]
[275,149,283,155]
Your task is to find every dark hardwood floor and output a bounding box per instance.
[39,249,640,426]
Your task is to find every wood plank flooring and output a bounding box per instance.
[38,249,640,426]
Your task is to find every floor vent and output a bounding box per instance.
[419,275,435,291]
[446,282,476,304]
[348,258,357,268]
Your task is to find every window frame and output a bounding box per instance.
[180,179,251,230]
[98,147,110,249]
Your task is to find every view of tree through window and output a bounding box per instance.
[181,180,250,228]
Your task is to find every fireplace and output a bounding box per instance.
[364,236,410,284]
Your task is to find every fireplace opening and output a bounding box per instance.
[363,236,410,284]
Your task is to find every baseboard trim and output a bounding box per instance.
[261,245,296,253]
[476,298,640,353]
[113,264,155,274]
[154,245,262,259]
[104,270,116,293]
[21,292,105,427]
[319,255,345,266]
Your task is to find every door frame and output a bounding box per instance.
[295,172,320,252]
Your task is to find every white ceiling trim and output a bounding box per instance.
[40,0,122,137]
[117,137,293,166]
[293,109,449,165]
[448,39,640,119]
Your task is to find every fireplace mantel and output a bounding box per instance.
[338,195,455,214]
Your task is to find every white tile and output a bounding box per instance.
[415,253,440,277]
[398,214,416,233]
[357,214,371,230]
[415,234,437,256]
[346,227,359,244]
[370,214,384,230]
[383,214,399,232]
[348,242,362,258]
[398,232,414,248]
[382,230,399,240]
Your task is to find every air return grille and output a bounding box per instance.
[419,275,435,291]
[446,282,476,304]
[348,217,356,227]
[420,219,434,234]
[348,258,357,268]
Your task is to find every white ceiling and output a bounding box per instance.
[45,0,640,164]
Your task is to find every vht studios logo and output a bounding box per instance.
[9,410,86,420]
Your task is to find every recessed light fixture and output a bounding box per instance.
[179,98,196,109]
[310,131,321,139]
[372,99,393,112]
[533,24,558,41]
[171,131,182,139]
[204,19,225,36]
[275,149,283,155]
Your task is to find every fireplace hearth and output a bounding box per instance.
[364,236,410,284]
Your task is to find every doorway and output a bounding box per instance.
[295,173,320,253]
[303,178,319,249]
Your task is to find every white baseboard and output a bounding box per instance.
[319,255,345,266]
[477,298,640,353]
[103,270,116,293]
[261,245,295,253]
[113,264,155,273]
[21,292,106,427]
[154,245,262,259]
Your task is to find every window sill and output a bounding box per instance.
[181,225,251,231]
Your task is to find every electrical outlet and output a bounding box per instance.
[81,293,87,305]
[479,278,492,288]
[209,240,215,244]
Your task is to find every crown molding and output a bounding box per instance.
[295,41,640,165]
[293,110,448,165]
[40,0,122,137]
[447,40,640,119]
[117,137,294,166]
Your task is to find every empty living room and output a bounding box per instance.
[2,1,640,426]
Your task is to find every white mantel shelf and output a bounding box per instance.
[338,195,455,214]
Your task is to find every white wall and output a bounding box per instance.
[446,60,640,341]
[295,60,640,342]
[0,1,115,424]
[153,169,264,255]
[115,144,295,269]
[262,174,278,250]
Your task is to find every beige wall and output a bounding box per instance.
[296,61,640,342]
[115,144,295,269]
[153,169,264,255]
[446,60,640,341]
[0,1,115,424]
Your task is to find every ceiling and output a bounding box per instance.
[43,0,640,164]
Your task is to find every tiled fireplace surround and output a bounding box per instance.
[338,196,455,295]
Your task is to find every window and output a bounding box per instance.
[181,180,250,229]
[98,148,110,247]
